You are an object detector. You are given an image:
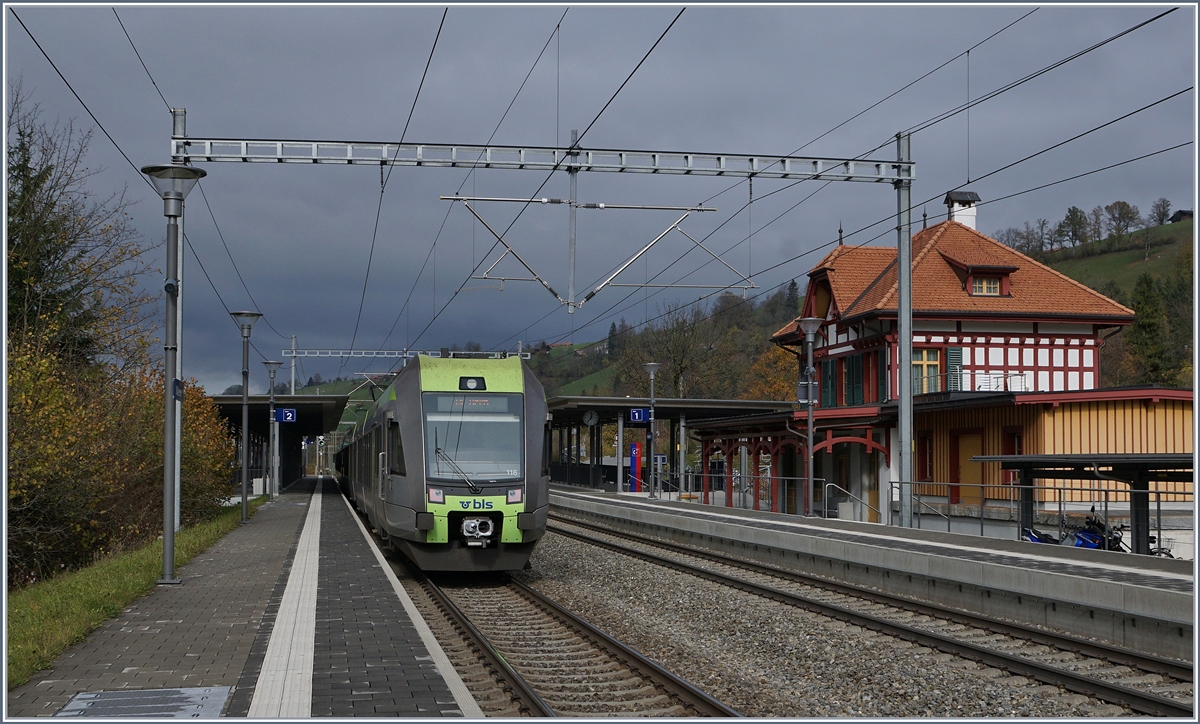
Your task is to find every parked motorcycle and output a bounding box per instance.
[1074,507,1127,552]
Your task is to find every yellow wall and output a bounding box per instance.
[1038,399,1192,502]
[914,398,1192,503]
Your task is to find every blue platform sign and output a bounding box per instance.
[629,408,650,423]
[276,408,297,422]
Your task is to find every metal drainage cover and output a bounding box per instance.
[55,686,230,717]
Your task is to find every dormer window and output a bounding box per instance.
[972,277,1000,295]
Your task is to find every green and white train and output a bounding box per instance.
[335,354,549,571]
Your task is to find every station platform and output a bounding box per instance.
[550,486,1195,661]
[7,477,482,719]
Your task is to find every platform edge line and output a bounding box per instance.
[340,491,485,718]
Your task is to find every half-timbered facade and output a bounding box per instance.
[688,194,1192,524]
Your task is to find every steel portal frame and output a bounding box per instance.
[172,138,914,184]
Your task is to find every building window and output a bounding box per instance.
[843,354,864,406]
[917,433,933,481]
[820,359,837,407]
[912,348,941,394]
[877,349,889,402]
[972,277,1000,295]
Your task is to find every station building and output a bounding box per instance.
[690,194,1193,524]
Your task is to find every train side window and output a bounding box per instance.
[389,420,405,475]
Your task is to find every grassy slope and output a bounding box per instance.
[7,499,267,689]
[1044,222,1192,295]
[556,364,619,396]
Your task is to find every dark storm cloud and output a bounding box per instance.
[6,3,1195,393]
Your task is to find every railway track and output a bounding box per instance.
[404,565,740,717]
[547,514,1194,718]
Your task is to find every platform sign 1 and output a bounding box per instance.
[275,408,297,422]
[629,408,650,423]
[172,379,184,402]
[653,454,667,465]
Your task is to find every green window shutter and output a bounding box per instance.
[878,349,888,402]
[947,347,963,392]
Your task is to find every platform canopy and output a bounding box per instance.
[972,453,1194,556]
[210,394,349,438]
[548,396,793,426]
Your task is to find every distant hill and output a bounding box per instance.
[1039,220,1192,298]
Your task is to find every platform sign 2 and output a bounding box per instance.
[629,408,650,423]
[275,408,297,423]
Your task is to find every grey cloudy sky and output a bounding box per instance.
[6,3,1196,394]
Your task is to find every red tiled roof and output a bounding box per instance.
[774,220,1133,341]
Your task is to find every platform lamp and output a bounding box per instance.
[231,311,262,523]
[263,361,283,500]
[797,318,823,517]
[643,362,660,499]
[141,163,206,585]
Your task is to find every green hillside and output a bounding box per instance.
[1042,221,1192,297]
[555,365,619,396]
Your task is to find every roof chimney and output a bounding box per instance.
[944,190,980,230]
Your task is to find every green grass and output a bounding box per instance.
[6,498,267,689]
[556,365,619,396]
[1044,222,1192,296]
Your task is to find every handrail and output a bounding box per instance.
[823,483,883,521]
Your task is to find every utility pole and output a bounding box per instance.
[290,335,297,394]
[171,109,186,534]
[567,129,578,314]
[896,132,914,527]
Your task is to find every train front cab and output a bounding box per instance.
[385,356,548,572]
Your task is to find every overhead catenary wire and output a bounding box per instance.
[112,8,291,341]
[398,7,687,362]
[343,7,448,375]
[10,7,270,358]
[701,6,1038,207]
[511,137,1194,357]
[488,19,1190,351]
[370,8,571,367]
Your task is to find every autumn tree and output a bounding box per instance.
[744,345,799,401]
[7,82,154,368]
[1103,200,1141,245]
[6,85,234,589]
[1148,197,1172,227]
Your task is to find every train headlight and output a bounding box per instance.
[507,487,523,504]
[428,487,444,504]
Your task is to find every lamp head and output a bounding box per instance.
[230,311,263,337]
[263,360,283,375]
[141,164,206,217]
[798,317,823,337]
[642,361,660,380]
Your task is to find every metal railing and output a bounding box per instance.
[887,480,1192,554]
[822,483,884,521]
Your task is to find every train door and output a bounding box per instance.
[957,434,983,506]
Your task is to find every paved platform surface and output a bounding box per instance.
[7,477,479,718]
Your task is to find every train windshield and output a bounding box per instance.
[423,393,524,483]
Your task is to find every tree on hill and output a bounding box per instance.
[785,279,800,315]
[744,345,798,401]
[1104,201,1141,245]
[1148,198,1172,227]
[1058,206,1088,247]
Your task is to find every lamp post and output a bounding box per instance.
[140,163,206,585]
[643,362,660,499]
[797,318,823,517]
[231,311,262,523]
[263,361,282,500]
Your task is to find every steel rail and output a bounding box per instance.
[409,567,556,717]
[506,577,743,717]
[548,518,1192,717]
[550,515,1193,682]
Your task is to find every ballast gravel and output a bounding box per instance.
[513,533,1132,718]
